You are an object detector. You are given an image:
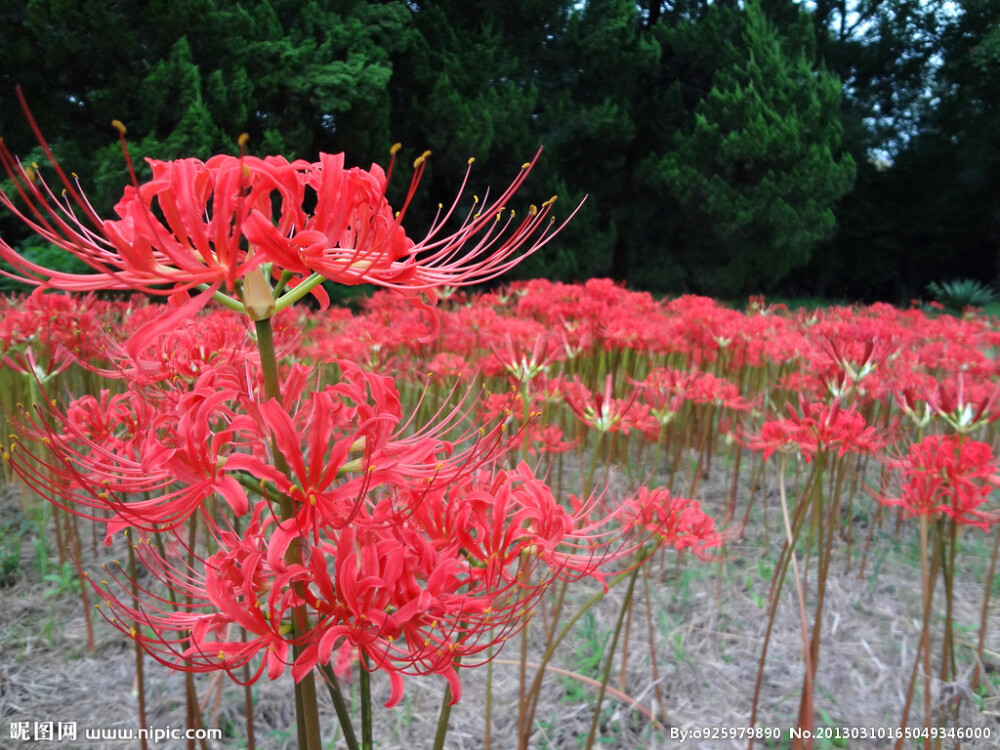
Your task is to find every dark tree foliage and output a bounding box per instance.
[1,0,410,206]
[801,0,1000,301]
[651,1,854,296]
[0,0,991,298]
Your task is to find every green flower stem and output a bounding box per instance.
[484,643,495,750]
[518,557,650,750]
[232,516,257,750]
[432,655,461,750]
[254,316,324,750]
[584,562,641,750]
[972,524,1000,691]
[895,517,944,750]
[272,269,296,298]
[749,455,816,750]
[360,655,373,750]
[318,664,360,750]
[275,272,328,311]
[232,472,288,507]
[149,521,209,750]
[195,285,247,313]
[128,538,149,750]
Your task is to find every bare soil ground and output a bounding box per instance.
[2,472,999,750]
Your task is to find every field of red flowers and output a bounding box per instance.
[1,280,999,749]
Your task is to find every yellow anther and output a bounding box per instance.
[530,205,538,215]
[521,162,531,169]
[129,627,136,638]
[543,195,558,207]
[413,150,431,168]
[238,133,250,147]
[391,143,402,156]
[111,120,127,135]
[468,157,475,165]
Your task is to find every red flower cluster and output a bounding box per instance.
[750,399,881,462]
[0,113,719,709]
[0,96,573,312]
[880,434,1000,531]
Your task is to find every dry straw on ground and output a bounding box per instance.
[2,463,999,749]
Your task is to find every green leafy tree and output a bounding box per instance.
[936,0,1000,289]
[532,0,662,283]
[814,0,1000,301]
[649,1,854,295]
[0,0,412,208]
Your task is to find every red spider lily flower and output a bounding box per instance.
[0,343,74,385]
[5,365,262,538]
[226,366,402,532]
[813,334,892,389]
[426,352,474,382]
[624,487,723,559]
[486,331,562,382]
[0,123,304,295]
[527,424,578,455]
[79,298,261,384]
[563,375,639,433]
[879,434,1000,531]
[636,367,748,426]
[911,372,1000,433]
[0,95,578,311]
[0,289,112,366]
[248,149,577,293]
[91,461,671,708]
[87,507,301,684]
[749,398,881,462]
[618,403,663,442]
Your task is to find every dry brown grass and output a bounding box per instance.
[2,472,999,750]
